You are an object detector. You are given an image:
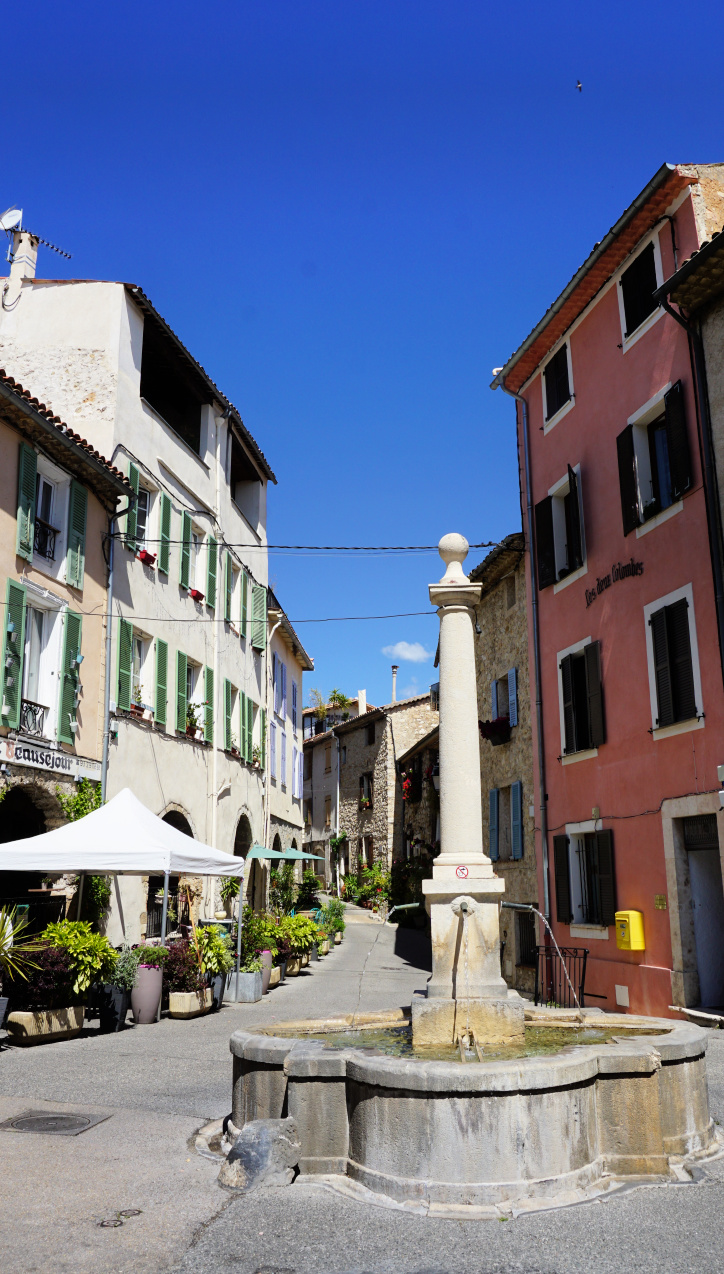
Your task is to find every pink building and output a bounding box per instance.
[492,163,724,1017]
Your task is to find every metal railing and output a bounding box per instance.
[34,517,59,561]
[20,699,48,738]
[534,945,588,1009]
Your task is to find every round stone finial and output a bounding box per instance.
[438,532,469,583]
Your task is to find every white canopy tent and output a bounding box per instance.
[0,788,247,1004]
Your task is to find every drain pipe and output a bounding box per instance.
[494,382,550,920]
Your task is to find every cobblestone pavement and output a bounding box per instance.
[2,914,723,1274]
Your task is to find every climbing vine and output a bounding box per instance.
[56,778,102,823]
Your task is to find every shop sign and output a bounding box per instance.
[585,559,644,608]
[0,738,101,780]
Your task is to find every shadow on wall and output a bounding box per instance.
[393,926,432,973]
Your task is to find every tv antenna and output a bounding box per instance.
[1,207,71,261]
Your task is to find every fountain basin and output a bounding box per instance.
[226,1007,718,1213]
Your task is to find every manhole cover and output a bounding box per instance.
[0,1109,111,1136]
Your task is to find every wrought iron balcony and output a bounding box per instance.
[34,517,59,561]
[20,699,48,738]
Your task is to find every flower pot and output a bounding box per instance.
[98,985,130,1034]
[334,932,342,945]
[279,959,287,982]
[225,970,263,1002]
[261,949,273,994]
[131,965,163,1024]
[310,944,319,963]
[320,939,330,955]
[186,725,198,738]
[269,965,281,988]
[0,995,8,1028]
[285,955,302,977]
[169,987,213,1018]
[6,1005,84,1046]
[214,911,227,921]
[211,972,225,1010]
[302,952,310,967]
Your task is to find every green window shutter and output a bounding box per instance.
[247,696,254,764]
[16,442,37,562]
[224,679,233,751]
[206,537,218,610]
[240,690,247,758]
[2,580,27,727]
[251,584,267,650]
[240,571,248,638]
[155,638,168,726]
[124,463,139,549]
[180,511,192,588]
[260,707,266,770]
[117,617,133,711]
[224,553,233,623]
[58,610,82,744]
[204,666,214,744]
[176,651,188,731]
[66,481,88,590]
[158,493,172,575]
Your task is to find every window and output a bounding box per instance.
[191,529,203,590]
[506,574,516,610]
[304,799,312,827]
[360,773,373,809]
[341,744,347,765]
[303,749,312,780]
[558,641,605,755]
[492,668,518,725]
[430,682,439,711]
[324,795,331,829]
[23,606,45,706]
[554,830,616,927]
[292,680,298,733]
[269,720,277,778]
[619,241,658,338]
[34,474,58,559]
[281,731,287,790]
[132,633,149,706]
[135,487,150,548]
[273,655,287,719]
[650,598,697,727]
[324,743,332,773]
[534,466,584,589]
[408,754,423,803]
[517,911,537,968]
[543,344,571,421]
[366,721,376,746]
[488,782,523,861]
[617,382,692,534]
[364,835,374,867]
[140,318,205,454]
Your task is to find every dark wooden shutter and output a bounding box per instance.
[650,606,674,727]
[595,830,617,925]
[664,381,692,499]
[117,617,133,712]
[566,465,583,570]
[560,654,576,754]
[158,493,171,574]
[534,496,556,590]
[16,442,37,562]
[511,781,523,859]
[124,463,139,549]
[488,789,499,861]
[58,611,82,744]
[66,481,88,590]
[155,638,168,726]
[508,668,518,726]
[553,835,572,923]
[616,425,639,535]
[667,598,697,721]
[584,641,606,748]
[2,579,27,728]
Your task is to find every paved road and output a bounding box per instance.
[2,915,723,1274]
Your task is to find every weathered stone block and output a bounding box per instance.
[411,995,524,1047]
[218,1117,301,1191]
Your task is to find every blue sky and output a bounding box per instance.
[8,1,724,706]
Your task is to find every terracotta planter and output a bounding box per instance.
[6,1005,84,1046]
[131,965,163,1024]
[285,955,302,977]
[334,932,342,945]
[269,965,281,988]
[168,988,212,1018]
[261,949,273,994]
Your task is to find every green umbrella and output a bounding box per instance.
[282,849,325,861]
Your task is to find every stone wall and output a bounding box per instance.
[474,549,538,994]
[0,339,118,437]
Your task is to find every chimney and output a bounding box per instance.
[4,230,39,311]
[358,689,367,717]
[391,665,398,703]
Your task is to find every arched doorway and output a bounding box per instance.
[272,832,282,854]
[234,813,263,911]
[162,810,193,837]
[145,810,195,936]
[0,786,65,930]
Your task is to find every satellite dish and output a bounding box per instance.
[0,207,22,232]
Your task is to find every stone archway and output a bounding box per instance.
[0,785,48,902]
[234,813,263,911]
[272,832,282,854]
[162,809,194,838]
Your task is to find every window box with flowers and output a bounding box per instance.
[359,797,372,811]
[186,702,202,738]
[137,548,156,567]
[478,717,511,747]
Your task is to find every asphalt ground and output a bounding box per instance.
[2,913,723,1274]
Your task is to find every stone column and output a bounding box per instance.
[411,534,524,1046]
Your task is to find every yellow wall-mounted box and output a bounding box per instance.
[615,910,645,951]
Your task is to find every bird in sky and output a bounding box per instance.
[576,80,582,92]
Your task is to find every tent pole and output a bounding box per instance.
[157,870,170,1022]
[76,873,84,920]
[235,861,245,1000]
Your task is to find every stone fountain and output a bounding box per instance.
[219,534,721,1215]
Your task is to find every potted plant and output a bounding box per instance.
[478,717,511,746]
[131,945,168,1023]
[137,547,156,566]
[359,796,371,810]
[186,702,201,738]
[196,925,234,1010]
[229,732,240,757]
[219,875,241,918]
[252,745,261,768]
[227,956,263,1002]
[165,939,211,1018]
[97,944,140,1033]
[0,905,40,1032]
[5,946,81,1045]
[188,587,205,603]
[130,684,145,718]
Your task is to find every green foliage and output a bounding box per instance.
[56,778,102,823]
[219,876,241,904]
[306,687,327,721]
[109,944,141,992]
[296,868,320,910]
[356,863,391,907]
[318,898,346,935]
[329,832,347,864]
[240,955,263,973]
[42,919,117,995]
[197,925,235,975]
[390,855,432,910]
[328,688,351,711]
[0,905,40,994]
[277,914,319,954]
[88,875,112,914]
[134,945,169,969]
[269,862,295,915]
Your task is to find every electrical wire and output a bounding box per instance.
[0,600,437,624]
[536,787,719,835]
[108,536,499,554]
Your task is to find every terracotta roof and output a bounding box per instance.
[24,278,277,484]
[655,225,724,312]
[0,369,132,505]
[470,532,525,594]
[491,163,697,395]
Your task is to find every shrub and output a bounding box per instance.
[164,940,204,993]
[108,944,141,992]
[196,925,234,976]
[134,945,169,969]
[219,876,241,904]
[296,869,320,910]
[269,862,295,915]
[0,905,40,996]
[10,946,75,1011]
[42,920,117,995]
[319,899,346,935]
[277,914,319,954]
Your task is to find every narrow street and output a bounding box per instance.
[1,914,723,1274]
